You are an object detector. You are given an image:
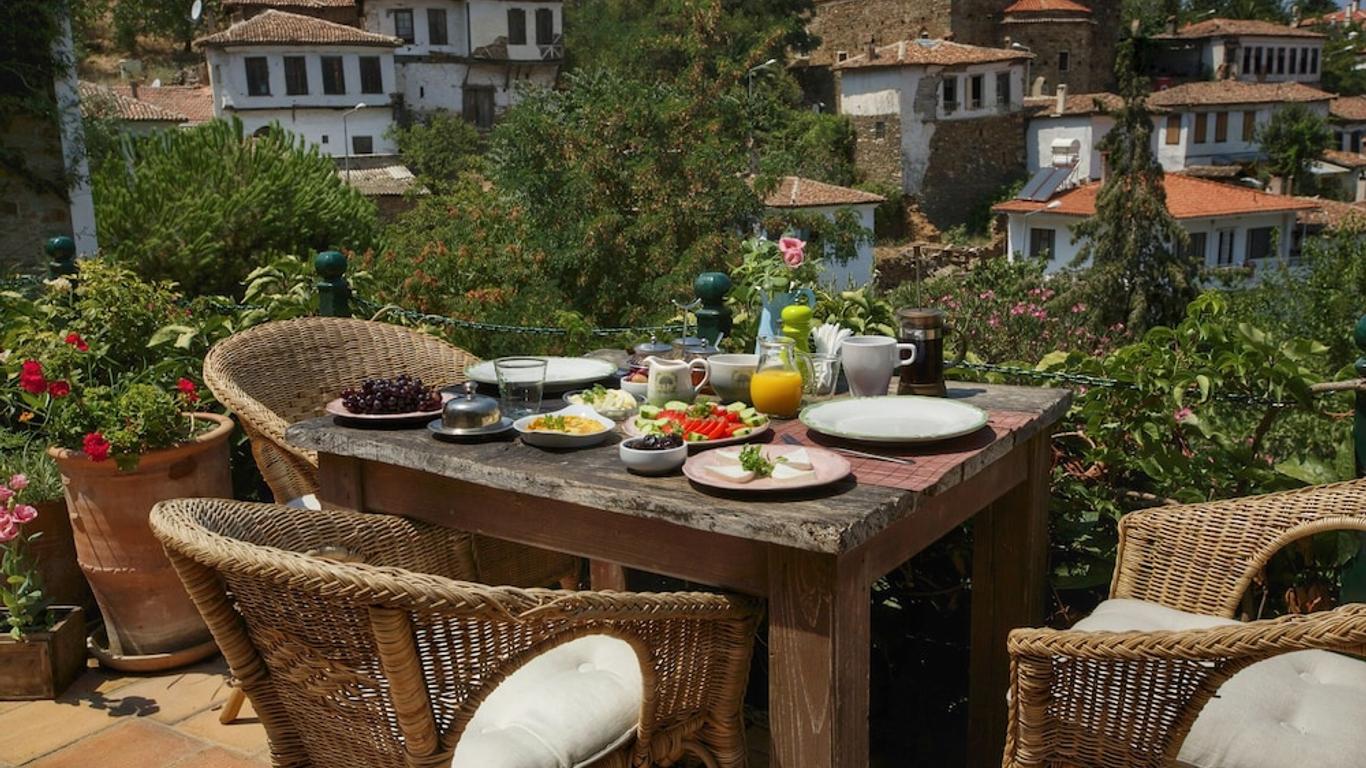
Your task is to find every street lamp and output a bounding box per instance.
[747,58,778,100]
[1023,199,1063,217]
[342,102,367,183]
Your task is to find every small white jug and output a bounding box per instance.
[644,356,710,405]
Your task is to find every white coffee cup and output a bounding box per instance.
[841,335,916,397]
[709,354,758,403]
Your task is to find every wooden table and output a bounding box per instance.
[286,383,1070,768]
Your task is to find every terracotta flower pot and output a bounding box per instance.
[48,413,234,664]
[31,499,95,613]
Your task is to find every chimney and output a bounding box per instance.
[1352,0,1360,20]
[1165,15,1177,35]
[1055,83,1068,115]
[867,36,877,60]
[897,40,906,61]
[129,80,139,99]
[1291,3,1301,26]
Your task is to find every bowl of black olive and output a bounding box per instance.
[619,433,687,475]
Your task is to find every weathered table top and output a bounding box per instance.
[286,383,1070,555]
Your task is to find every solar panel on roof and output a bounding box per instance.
[1017,165,1075,202]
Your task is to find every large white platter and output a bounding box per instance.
[799,396,989,445]
[465,356,618,391]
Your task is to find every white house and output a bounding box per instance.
[994,173,1319,273]
[197,10,402,157]
[1331,96,1366,153]
[360,0,562,125]
[1317,150,1366,203]
[759,176,884,287]
[1147,80,1334,171]
[1024,89,1120,181]
[1152,18,1326,84]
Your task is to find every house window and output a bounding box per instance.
[1184,231,1208,261]
[321,135,329,144]
[1310,48,1319,75]
[1289,47,1298,74]
[352,135,374,155]
[836,51,848,62]
[1254,47,1264,74]
[244,56,270,96]
[393,9,414,44]
[1166,114,1181,145]
[1276,47,1286,74]
[321,56,345,95]
[507,8,527,45]
[1334,130,1344,150]
[942,77,957,114]
[1193,113,1207,144]
[359,56,383,94]
[535,8,554,45]
[464,86,495,129]
[1214,112,1228,142]
[1058,51,1070,72]
[1300,47,1309,75]
[1247,226,1274,260]
[284,56,308,95]
[996,71,1011,106]
[428,9,448,46]
[1242,46,1252,75]
[969,74,984,110]
[1028,228,1056,260]
[1243,110,1257,142]
[1216,228,1235,265]
[873,121,886,139]
[1353,131,1363,153]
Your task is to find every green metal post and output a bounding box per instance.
[693,271,732,346]
[315,250,350,318]
[46,236,77,279]
[1356,314,1366,477]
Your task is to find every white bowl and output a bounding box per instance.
[618,437,688,475]
[620,379,649,399]
[513,405,615,449]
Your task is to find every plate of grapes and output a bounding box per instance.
[325,374,454,427]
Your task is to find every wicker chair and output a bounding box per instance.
[202,316,576,590]
[152,498,761,768]
[1003,479,1366,768]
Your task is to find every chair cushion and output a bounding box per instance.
[1074,599,1366,768]
[450,634,643,768]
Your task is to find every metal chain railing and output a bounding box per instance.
[352,296,685,338]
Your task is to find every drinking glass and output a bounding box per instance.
[494,357,547,418]
[805,353,842,398]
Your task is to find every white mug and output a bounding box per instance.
[709,354,758,403]
[841,335,916,398]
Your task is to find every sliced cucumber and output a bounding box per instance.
[732,427,753,437]
[664,400,690,412]
[685,432,709,442]
[638,404,662,419]
[725,401,747,412]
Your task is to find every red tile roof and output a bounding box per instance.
[993,174,1319,219]
[1003,0,1091,14]
[1299,8,1366,26]
[1323,149,1366,169]
[1024,91,1123,116]
[1331,96,1366,122]
[1156,17,1325,39]
[196,9,399,47]
[834,38,1032,70]
[1296,197,1366,230]
[222,0,354,6]
[1148,80,1334,108]
[78,81,187,122]
[761,176,886,208]
[110,84,215,124]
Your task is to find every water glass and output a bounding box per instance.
[805,353,842,398]
[494,357,547,418]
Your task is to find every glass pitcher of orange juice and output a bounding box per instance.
[751,336,812,419]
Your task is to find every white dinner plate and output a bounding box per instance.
[799,396,989,444]
[465,356,618,391]
[513,404,615,449]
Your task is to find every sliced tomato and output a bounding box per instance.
[699,419,724,438]
[724,410,740,423]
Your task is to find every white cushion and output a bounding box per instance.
[286,494,321,510]
[450,634,643,768]
[1073,599,1366,768]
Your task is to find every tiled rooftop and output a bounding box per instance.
[1148,80,1334,108]
[834,38,1032,70]
[221,0,354,6]
[993,174,1321,219]
[1002,0,1092,15]
[761,176,886,208]
[1322,149,1366,170]
[78,82,187,123]
[1298,7,1366,26]
[1024,92,1123,116]
[1331,96,1366,122]
[196,9,400,48]
[1156,17,1325,39]
[109,84,215,124]
[336,157,427,197]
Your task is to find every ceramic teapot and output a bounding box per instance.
[644,355,710,405]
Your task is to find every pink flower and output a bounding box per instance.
[987,315,1001,328]
[1031,309,1047,320]
[978,290,996,301]
[1174,407,1194,423]
[1010,303,1027,317]
[0,487,11,505]
[1071,303,1086,314]
[778,236,805,268]
[10,505,36,524]
[0,518,17,544]
[7,475,27,491]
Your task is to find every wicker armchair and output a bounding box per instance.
[202,316,576,590]
[152,498,761,768]
[1004,479,1366,768]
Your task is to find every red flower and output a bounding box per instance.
[19,360,46,394]
[47,380,70,398]
[64,333,89,352]
[176,377,199,404]
[82,433,111,463]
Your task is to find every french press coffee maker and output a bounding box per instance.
[895,308,960,397]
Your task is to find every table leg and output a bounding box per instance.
[767,547,869,768]
[589,561,627,591]
[967,433,1051,768]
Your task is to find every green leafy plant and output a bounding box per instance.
[0,473,47,638]
[1257,103,1333,195]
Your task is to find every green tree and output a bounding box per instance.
[387,111,484,192]
[94,117,379,296]
[1072,34,1194,332]
[112,0,216,53]
[1257,103,1332,195]
[1185,0,1289,22]
[1321,24,1366,97]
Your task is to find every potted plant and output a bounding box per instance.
[0,473,85,699]
[731,235,822,342]
[0,433,93,613]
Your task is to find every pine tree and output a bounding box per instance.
[1257,103,1333,195]
[1071,32,1194,333]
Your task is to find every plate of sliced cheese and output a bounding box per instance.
[682,444,851,492]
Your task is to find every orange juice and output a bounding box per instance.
[750,369,804,418]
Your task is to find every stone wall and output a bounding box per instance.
[0,116,72,272]
[1002,19,1098,95]
[806,0,953,67]
[917,111,1026,230]
[850,113,904,190]
[874,239,1005,288]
